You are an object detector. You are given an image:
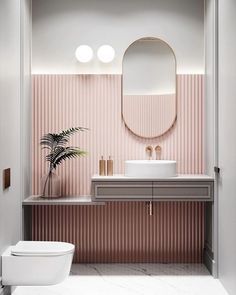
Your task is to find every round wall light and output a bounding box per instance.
[75,45,93,63]
[97,45,115,63]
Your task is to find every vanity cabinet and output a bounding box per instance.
[91,175,214,202]
[93,181,152,201]
[91,175,215,274]
[152,181,213,201]
[24,175,215,276]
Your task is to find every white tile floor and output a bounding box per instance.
[14,264,228,295]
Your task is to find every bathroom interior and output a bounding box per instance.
[0,0,236,294]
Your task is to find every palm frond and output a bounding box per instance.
[53,147,87,169]
[52,134,69,146]
[40,133,55,149]
[45,146,65,164]
[40,133,68,149]
[59,127,88,139]
[40,126,88,171]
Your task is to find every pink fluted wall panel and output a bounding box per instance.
[123,94,176,138]
[32,202,205,263]
[32,74,204,263]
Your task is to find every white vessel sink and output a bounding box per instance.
[125,160,177,178]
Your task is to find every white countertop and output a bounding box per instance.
[92,174,214,181]
[23,195,105,206]
[23,175,214,205]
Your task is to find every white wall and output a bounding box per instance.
[0,0,31,278]
[32,0,204,74]
[21,0,32,222]
[204,0,218,278]
[205,0,216,178]
[218,0,236,294]
[0,0,21,278]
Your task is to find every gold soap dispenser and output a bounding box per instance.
[107,156,113,176]
[99,156,106,176]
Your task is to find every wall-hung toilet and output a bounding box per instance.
[2,241,74,286]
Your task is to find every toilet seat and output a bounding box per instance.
[11,241,75,257]
[2,241,75,286]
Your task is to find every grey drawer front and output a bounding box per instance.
[94,181,152,199]
[153,181,213,200]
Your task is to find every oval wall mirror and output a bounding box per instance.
[122,37,177,138]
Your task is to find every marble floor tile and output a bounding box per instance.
[13,264,228,295]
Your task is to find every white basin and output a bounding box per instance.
[125,160,177,178]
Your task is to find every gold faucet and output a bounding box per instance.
[145,146,153,160]
[155,145,161,160]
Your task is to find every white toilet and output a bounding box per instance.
[2,241,75,286]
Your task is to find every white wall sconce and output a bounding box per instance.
[97,45,115,63]
[75,45,93,63]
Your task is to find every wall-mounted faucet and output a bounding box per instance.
[155,145,162,160]
[145,146,153,160]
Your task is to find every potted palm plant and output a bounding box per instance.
[40,127,87,198]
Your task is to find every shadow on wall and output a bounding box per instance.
[33,0,204,17]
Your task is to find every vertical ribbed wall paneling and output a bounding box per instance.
[123,94,176,138]
[32,74,205,263]
[32,202,205,263]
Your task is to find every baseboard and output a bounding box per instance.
[203,245,214,275]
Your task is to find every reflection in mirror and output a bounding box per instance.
[122,38,176,138]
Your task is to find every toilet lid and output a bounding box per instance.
[11,241,75,256]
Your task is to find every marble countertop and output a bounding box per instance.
[92,174,214,181]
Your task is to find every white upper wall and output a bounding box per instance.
[0,0,21,274]
[32,0,204,74]
[218,0,236,293]
[0,0,31,277]
[204,0,215,177]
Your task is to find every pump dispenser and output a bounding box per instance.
[107,156,113,176]
[99,156,106,176]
